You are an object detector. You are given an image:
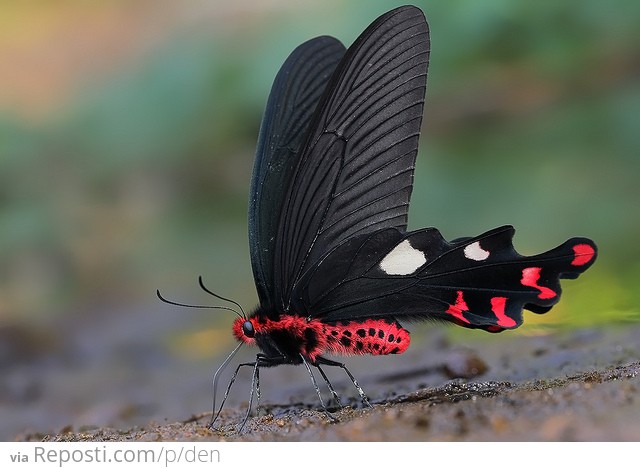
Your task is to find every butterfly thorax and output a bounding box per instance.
[233,309,410,363]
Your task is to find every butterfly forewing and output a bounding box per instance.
[248,36,346,311]
[273,6,430,310]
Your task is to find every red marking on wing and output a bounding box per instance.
[521,267,556,300]
[490,297,516,328]
[572,243,595,266]
[445,290,470,324]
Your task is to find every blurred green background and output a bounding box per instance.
[1,0,639,438]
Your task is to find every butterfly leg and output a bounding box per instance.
[315,356,372,408]
[255,365,262,415]
[238,360,260,432]
[208,360,256,429]
[300,354,337,422]
[314,363,343,408]
[238,353,286,432]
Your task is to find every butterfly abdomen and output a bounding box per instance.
[323,319,411,358]
[234,314,410,362]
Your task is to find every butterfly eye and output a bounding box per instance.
[242,320,255,338]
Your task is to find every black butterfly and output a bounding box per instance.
[162,5,597,430]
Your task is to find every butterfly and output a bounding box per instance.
[161,5,597,431]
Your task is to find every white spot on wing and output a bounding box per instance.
[379,240,426,275]
[464,241,490,261]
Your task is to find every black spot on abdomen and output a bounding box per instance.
[304,328,318,353]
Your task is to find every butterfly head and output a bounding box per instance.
[233,316,257,344]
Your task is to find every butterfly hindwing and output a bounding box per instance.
[273,6,430,311]
[249,36,346,311]
[296,226,597,331]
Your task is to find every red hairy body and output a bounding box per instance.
[233,315,410,362]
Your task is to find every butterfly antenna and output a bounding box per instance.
[198,275,247,319]
[156,289,243,320]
